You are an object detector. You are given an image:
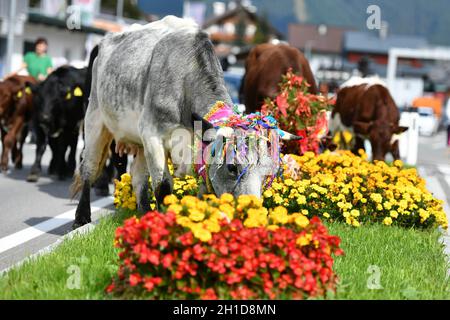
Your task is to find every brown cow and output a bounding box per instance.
[241,43,318,113]
[330,77,408,161]
[0,75,37,172]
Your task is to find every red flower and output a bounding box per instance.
[129,273,142,286]
[105,283,115,293]
[110,210,343,299]
[201,288,218,300]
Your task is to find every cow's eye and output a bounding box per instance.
[227,164,238,175]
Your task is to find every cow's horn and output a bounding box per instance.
[280,130,303,141]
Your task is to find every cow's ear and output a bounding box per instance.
[353,121,372,135]
[394,126,408,134]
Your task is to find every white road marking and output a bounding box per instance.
[0,196,114,254]
[423,176,450,224]
[438,165,450,176]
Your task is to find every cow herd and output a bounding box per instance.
[0,16,407,229]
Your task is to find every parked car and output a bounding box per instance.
[417,107,439,136]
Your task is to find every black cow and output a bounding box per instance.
[27,66,87,182]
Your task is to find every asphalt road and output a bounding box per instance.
[0,130,449,272]
[0,139,115,271]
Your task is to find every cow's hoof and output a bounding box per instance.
[72,218,91,230]
[94,187,110,197]
[26,173,40,182]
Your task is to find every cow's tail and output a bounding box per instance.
[70,174,82,199]
[83,45,99,112]
[71,44,101,199]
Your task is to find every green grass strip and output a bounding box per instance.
[0,211,448,300]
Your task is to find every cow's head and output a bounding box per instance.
[192,113,301,198]
[34,75,83,137]
[354,120,408,161]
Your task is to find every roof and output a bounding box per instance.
[28,12,106,35]
[203,5,283,39]
[288,24,351,54]
[344,31,428,55]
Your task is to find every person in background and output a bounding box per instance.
[7,38,53,81]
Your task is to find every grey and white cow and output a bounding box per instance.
[72,16,299,229]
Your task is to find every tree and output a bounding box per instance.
[253,13,271,44]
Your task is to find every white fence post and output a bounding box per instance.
[399,112,419,166]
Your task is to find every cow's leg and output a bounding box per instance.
[27,126,47,182]
[73,119,112,229]
[131,149,150,213]
[0,129,8,173]
[112,140,128,178]
[142,136,172,209]
[93,141,115,196]
[14,122,29,169]
[2,116,25,172]
[352,136,365,155]
[52,135,68,181]
[47,139,57,176]
[67,131,79,178]
[391,140,401,160]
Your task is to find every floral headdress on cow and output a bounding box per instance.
[195,101,286,192]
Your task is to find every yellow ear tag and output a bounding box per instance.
[74,87,83,97]
[17,91,23,98]
[66,92,72,100]
[25,87,32,95]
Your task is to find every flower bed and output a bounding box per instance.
[274,151,447,229]
[107,194,343,299]
[113,151,447,230]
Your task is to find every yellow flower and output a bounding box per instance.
[383,217,393,226]
[220,193,234,204]
[390,210,398,218]
[350,209,360,218]
[189,209,205,222]
[120,173,131,184]
[370,193,383,204]
[163,194,178,206]
[167,204,183,215]
[294,214,309,228]
[296,195,307,205]
[192,227,212,242]
[296,234,312,247]
[219,203,235,220]
[323,212,330,219]
[263,190,273,198]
